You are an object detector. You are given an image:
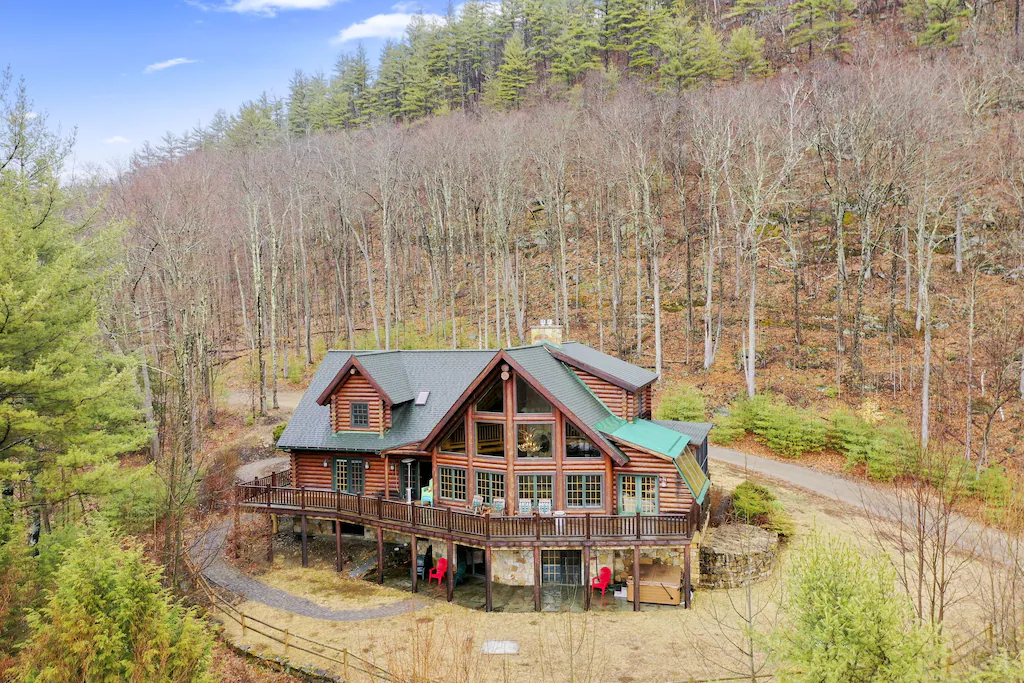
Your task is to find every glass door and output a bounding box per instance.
[618,475,658,515]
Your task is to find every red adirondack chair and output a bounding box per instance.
[428,557,448,586]
[591,566,612,595]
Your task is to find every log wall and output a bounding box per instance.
[329,371,383,433]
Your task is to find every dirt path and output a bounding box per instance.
[224,389,304,416]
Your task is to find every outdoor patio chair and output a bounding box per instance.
[429,557,448,586]
[591,566,612,595]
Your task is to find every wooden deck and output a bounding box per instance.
[236,471,699,548]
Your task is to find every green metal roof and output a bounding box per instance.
[594,416,690,459]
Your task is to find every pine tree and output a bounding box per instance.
[370,41,410,120]
[658,11,701,92]
[905,0,969,45]
[14,524,213,682]
[287,70,312,137]
[0,72,150,525]
[693,22,729,83]
[328,46,371,128]
[728,25,770,78]
[524,0,560,69]
[605,0,668,76]
[726,0,775,21]
[788,0,857,58]
[227,93,282,146]
[493,31,536,109]
[551,0,602,86]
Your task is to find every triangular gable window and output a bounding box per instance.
[440,423,466,454]
[476,381,504,414]
[516,375,551,414]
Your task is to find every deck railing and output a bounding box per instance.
[236,472,698,543]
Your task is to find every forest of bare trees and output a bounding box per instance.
[106,44,1024,486]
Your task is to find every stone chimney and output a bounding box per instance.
[528,319,563,346]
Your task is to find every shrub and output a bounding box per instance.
[15,524,213,682]
[973,465,1013,508]
[286,359,303,384]
[655,384,707,422]
[731,395,826,458]
[272,422,287,443]
[827,410,909,481]
[711,414,746,445]
[731,481,794,538]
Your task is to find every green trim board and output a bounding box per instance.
[595,416,690,459]
[673,454,710,505]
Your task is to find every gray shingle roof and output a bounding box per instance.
[354,351,414,404]
[277,349,497,452]
[278,343,657,460]
[555,341,659,390]
[651,420,713,446]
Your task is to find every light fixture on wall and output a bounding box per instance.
[322,458,329,468]
[366,461,372,470]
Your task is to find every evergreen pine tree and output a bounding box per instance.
[693,22,729,83]
[726,0,775,21]
[15,524,213,682]
[551,0,602,86]
[728,25,770,78]
[658,11,701,92]
[605,0,667,75]
[0,72,150,521]
[287,70,312,137]
[788,0,857,58]
[494,31,536,109]
[905,0,969,45]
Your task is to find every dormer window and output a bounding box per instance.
[350,402,369,428]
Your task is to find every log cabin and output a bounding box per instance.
[236,323,712,611]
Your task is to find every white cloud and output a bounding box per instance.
[25,112,38,120]
[144,58,199,73]
[103,136,131,145]
[332,11,443,43]
[222,0,343,15]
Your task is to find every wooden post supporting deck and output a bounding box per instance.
[484,546,493,612]
[300,516,309,568]
[410,534,419,593]
[533,546,542,612]
[446,540,455,602]
[335,521,344,573]
[683,543,692,608]
[376,527,385,585]
[267,514,274,564]
[583,545,591,611]
[632,545,641,612]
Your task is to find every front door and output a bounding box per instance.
[619,475,658,515]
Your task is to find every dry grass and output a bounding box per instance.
[256,565,412,611]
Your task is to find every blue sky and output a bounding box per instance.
[6,0,450,172]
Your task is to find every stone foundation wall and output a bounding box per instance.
[699,524,778,590]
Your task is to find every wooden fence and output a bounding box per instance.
[184,555,402,682]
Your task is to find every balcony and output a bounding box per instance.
[236,472,698,547]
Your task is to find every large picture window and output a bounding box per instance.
[516,376,551,414]
[439,423,466,454]
[476,382,504,414]
[565,423,600,458]
[350,402,369,428]
[475,470,505,504]
[475,422,505,458]
[565,474,603,509]
[439,466,467,501]
[516,423,553,459]
[517,474,553,507]
[334,458,365,494]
